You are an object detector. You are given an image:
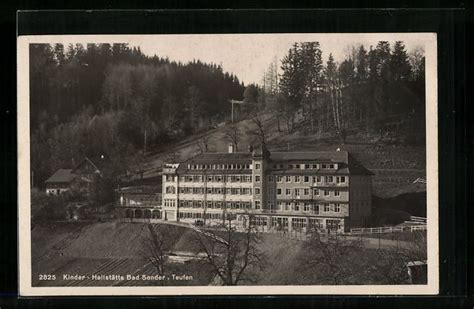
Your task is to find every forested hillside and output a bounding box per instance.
[262,41,425,145]
[30,43,245,187]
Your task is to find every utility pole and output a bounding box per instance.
[230,99,243,123]
[144,129,147,154]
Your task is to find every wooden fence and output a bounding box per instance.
[347,224,426,235]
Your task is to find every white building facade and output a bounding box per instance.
[161,146,373,233]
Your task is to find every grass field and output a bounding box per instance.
[31,222,214,287]
[31,221,419,286]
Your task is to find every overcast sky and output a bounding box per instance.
[42,33,432,85]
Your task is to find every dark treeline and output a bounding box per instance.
[263,41,425,144]
[30,43,245,188]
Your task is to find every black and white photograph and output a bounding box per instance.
[17,33,438,295]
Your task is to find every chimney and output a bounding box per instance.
[228,144,234,153]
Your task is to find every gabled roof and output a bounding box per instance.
[269,151,349,163]
[179,152,253,166]
[71,157,101,174]
[45,169,75,183]
[172,150,372,176]
[117,186,161,194]
[176,152,253,174]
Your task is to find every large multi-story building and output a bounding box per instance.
[161,145,373,233]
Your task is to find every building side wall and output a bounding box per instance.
[347,175,372,228]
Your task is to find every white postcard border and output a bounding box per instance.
[17,33,438,296]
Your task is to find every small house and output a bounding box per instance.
[45,169,75,196]
[45,157,102,197]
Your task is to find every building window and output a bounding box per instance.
[295,164,300,169]
[305,164,310,169]
[304,176,310,183]
[295,176,300,183]
[324,190,330,196]
[314,205,320,214]
[255,175,261,182]
[285,202,291,211]
[324,204,330,212]
[334,190,340,197]
[314,188,319,196]
[165,186,175,194]
[288,164,293,169]
[304,188,310,196]
[294,202,301,211]
[279,164,284,169]
[277,202,283,210]
[277,188,282,195]
[294,188,300,196]
[268,175,274,182]
[325,176,333,183]
[276,176,283,183]
[268,201,274,209]
[286,188,291,196]
[304,203,311,211]
[312,164,318,169]
[286,176,292,183]
[327,219,341,230]
[255,188,261,195]
[329,164,334,169]
[335,203,341,212]
[340,176,346,183]
[322,164,327,169]
[255,163,261,170]
[255,201,261,209]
